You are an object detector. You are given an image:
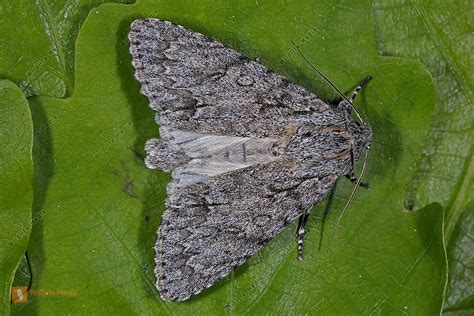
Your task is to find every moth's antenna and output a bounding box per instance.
[290,41,365,125]
[328,147,369,251]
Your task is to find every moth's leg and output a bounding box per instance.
[350,76,372,101]
[345,173,369,188]
[296,210,311,260]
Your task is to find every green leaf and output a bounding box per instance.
[0,0,134,98]
[372,1,473,312]
[0,80,33,314]
[9,0,447,314]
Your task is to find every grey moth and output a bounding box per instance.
[128,18,372,301]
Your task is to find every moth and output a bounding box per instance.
[128,18,372,301]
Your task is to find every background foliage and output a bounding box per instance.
[0,0,471,314]
[0,80,33,315]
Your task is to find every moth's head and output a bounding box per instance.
[348,121,372,159]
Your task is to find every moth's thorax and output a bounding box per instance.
[285,124,350,161]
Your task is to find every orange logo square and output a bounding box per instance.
[12,287,28,303]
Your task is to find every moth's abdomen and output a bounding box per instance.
[147,128,280,192]
[145,138,189,172]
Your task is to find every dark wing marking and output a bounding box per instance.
[156,159,338,301]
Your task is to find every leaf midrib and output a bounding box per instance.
[445,147,474,242]
[37,0,73,93]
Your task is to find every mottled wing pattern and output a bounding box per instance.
[128,18,344,301]
[156,160,338,301]
[128,18,339,138]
